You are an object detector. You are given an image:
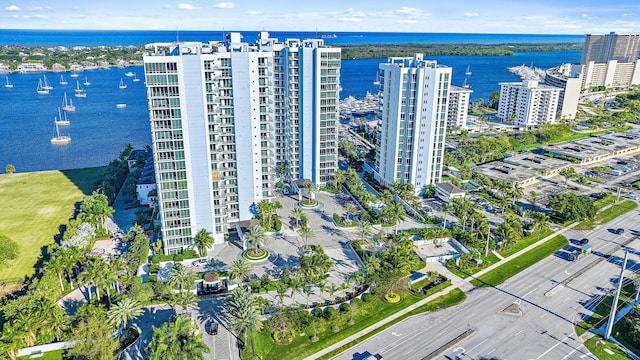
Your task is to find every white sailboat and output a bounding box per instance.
[42,74,53,90]
[119,78,127,89]
[462,77,470,89]
[62,92,75,112]
[59,75,68,85]
[70,72,79,78]
[55,107,70,126]
[51,118,71,145]
[36,78,49,94]
[132,73,140,82]
[3,76,12,88]
[74,80,86,98]
[83,76,90,86]
[465,64,472,76]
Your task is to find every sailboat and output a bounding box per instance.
[465,64,472,76]
[70,72,79,78]
[36,78,49,94]
[119,78,127,89]
[132,73,140,82]
[74,80,86,98]
[62,92,75,112]
[462,77,470,89]
[42,75,53,90]
[55,107,70,126]
[3,76,12,88]
[83,76,90,86]
[59,75,68,85]
[51,117,71,145]
[124,71,135,77]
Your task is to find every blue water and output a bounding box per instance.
[0,30,584,173]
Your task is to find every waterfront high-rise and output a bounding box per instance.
[372,55,451,195]
[497,80,561,128]
[143,32,340,254]
[447,85,472,131]
[582,32,640,64]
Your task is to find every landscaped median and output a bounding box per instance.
[574,200,638,231]
[470,235,568,288]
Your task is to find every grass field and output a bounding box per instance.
[500,229,555,258]
[574,200,638,231]
[584,336,631,360]
[470,235,568,288]
[0,167,104,284]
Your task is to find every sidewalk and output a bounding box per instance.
[306,222,579,359]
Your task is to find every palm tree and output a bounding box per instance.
[380,189,394,205]
[274,284,288,305]
[193,228,214,258]
[298,225,315,250]
[290,207,304,228]
[343,203,357,225]
[511,183,524,207]
[109,256,128,294]
[288,276,303,301]
[48,307,70,342]
[174,292,198,316]
[102,265,118,306]
[47,252,67,292]
[244,225,268,255]
[148,317,209,360]
[442,202,453,229]
[334,169,346,185]
[382,202,406,234]
[228,257,254,284]
[79,257,105,302]
[64,246,85,289]
[168,263,196,293]
[357,221,374,241]
[107,298,144,330]
[304,181,318,204]
[79,190,114,231]
[0,322,26,360]
[228,286,263,359]
[328,283,340,302]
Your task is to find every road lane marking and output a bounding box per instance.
[467,338,488,352]
[561,343,585,360]
[536,336,570,359]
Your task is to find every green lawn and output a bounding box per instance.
[446,253,502,279]
[584,336,631,360]
[470,235,568,287]
[319,289,466,360]
[0,167,104,283]
[574,200,638,231]
[575,283,636,337]
[244,288,466,360]
[500,229,555,258]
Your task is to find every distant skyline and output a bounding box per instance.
[1,1,639,34]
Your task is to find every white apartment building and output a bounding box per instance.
[497,80,561,128]
[143,32,340,254]
[582,32,640,64]
[447,85,472,130]
[373,54,451,195]
[575,61,640,90]
[544,64,581,120]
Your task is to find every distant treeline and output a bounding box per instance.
[339,43,583,59]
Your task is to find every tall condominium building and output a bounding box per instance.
[372,55,451,195]
[447,85,472,130]
[497,80,561,128]
[143,32,340,254]
[582,32,640,64]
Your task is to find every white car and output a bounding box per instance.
[192,259,208,266]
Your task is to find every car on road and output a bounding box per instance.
[192,259,208,266]
[615,228,625,235]
[579,238,589,246]
[207,321,219,335]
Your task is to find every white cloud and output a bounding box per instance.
[23,14,47,19]
[339,17,363,22]
[213,2,235,9]
[4,5,20,11]
[465,12,479,17]
[163,4,172,9]
[10,14,18,18]
[398,19,421,24]
[177,3,200,10]
[395,6,419,15]
[247,10,262,15]
[28,6,45,11]
[581,13,593,19]
[622,13,634,17]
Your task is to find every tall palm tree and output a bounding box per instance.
[228,287,263,359]
[511,183,524,207]
[298,225,315,250]
[0,322,26,360]
[228,257,254,284]
[343,203,357,225]
[442,202,453,229]
[274,284,288,305]
[168,263,196,293]
[357,221,374,241]
[174,292,198,316]
[290,207,304,228]
[79,190,114,231]
[383,202,406,234]
[102,265,118,306]
[193,228,214,258]
[304,181,318,204]
[288,276,303,301]
[380,189,394,205]
[47,251,67,292]
[244,225,268,254]
[79,257,105,302]
[148,317,209,360]
[107,298,144,330]
[334,169,346,185]
[109,256,128,294]
[64,246,85,289]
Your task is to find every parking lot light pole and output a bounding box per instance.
[605,250,629,340]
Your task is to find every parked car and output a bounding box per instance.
[207,321,219,335]
[615,228,625,235]
[192,259,208,266]
[579,238,589,246]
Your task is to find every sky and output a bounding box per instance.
[1,1,640,34]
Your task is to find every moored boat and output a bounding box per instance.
[62,92,75,112]
[3,76,12,88]
[51,118,71,145]
[37,78,49,94]
[59,75,68,85]
[55,107,70,126]
[119,78,127,89]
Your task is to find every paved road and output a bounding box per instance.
[334,206,640,360]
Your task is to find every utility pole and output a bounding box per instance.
[485,227,491,257]
[616,186,621,204]
[606,250,629,340]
